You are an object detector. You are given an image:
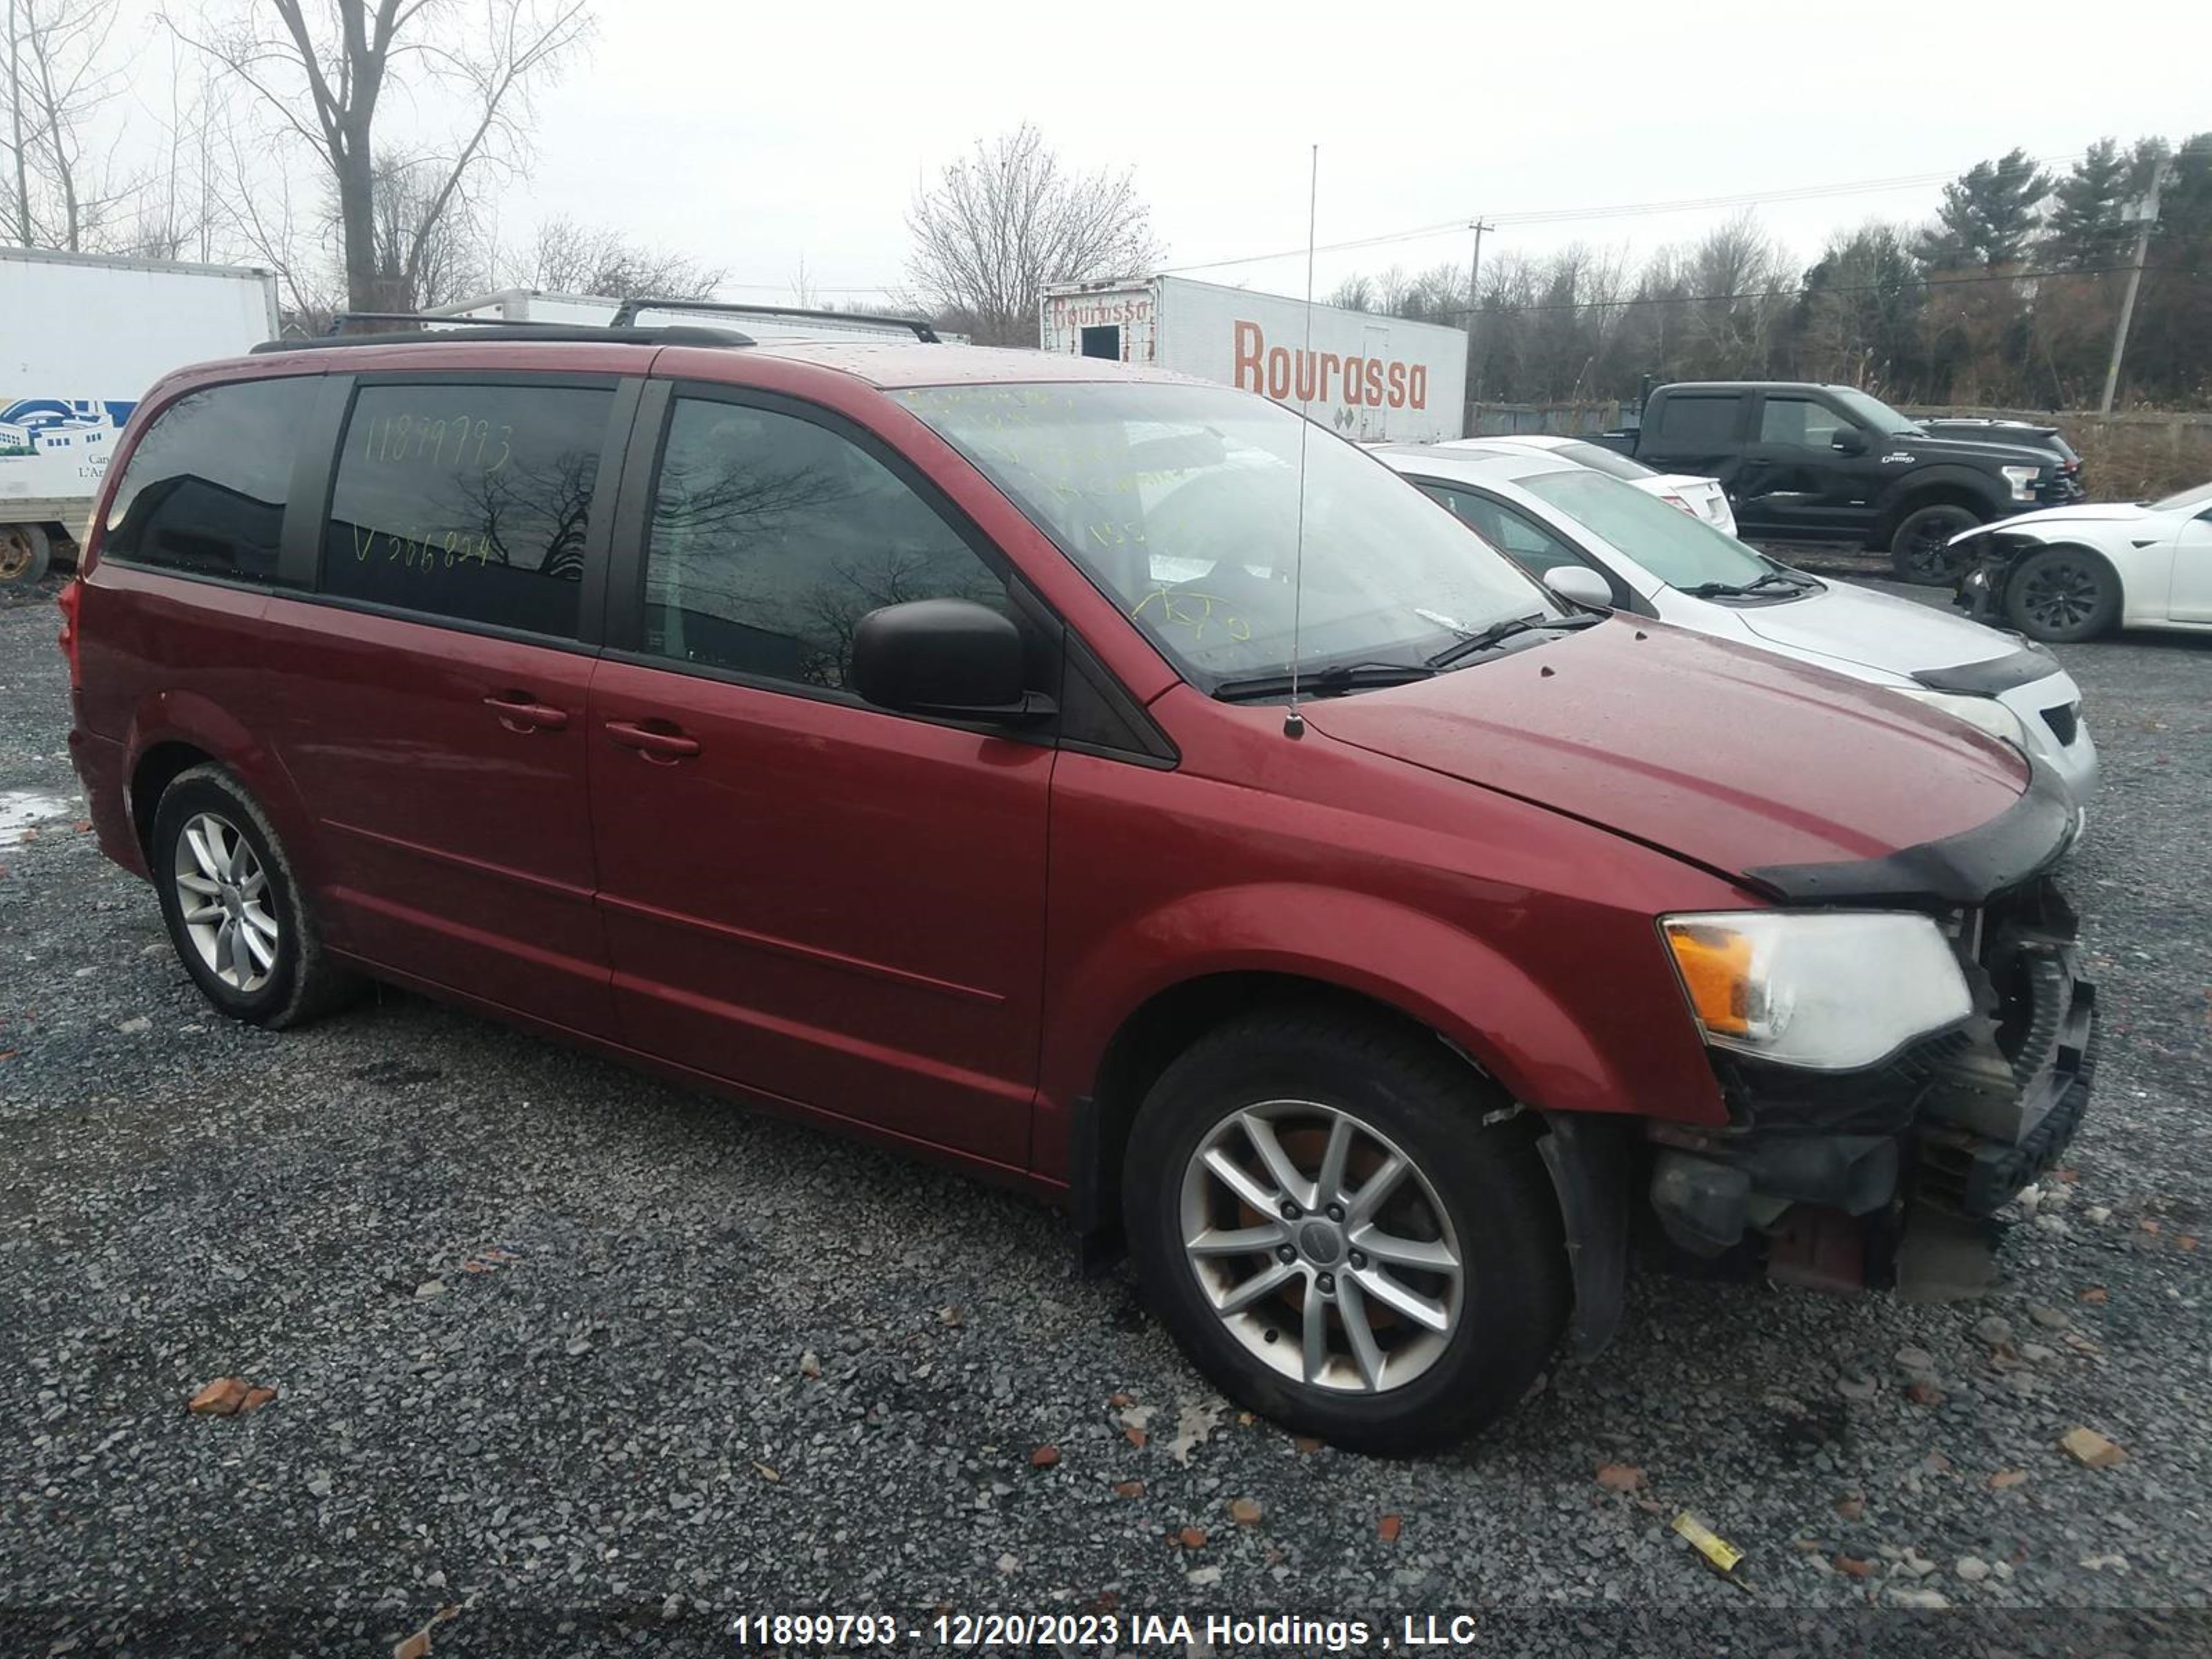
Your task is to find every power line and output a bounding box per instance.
[1430,259,2181,321]
[1157,150,2101,275]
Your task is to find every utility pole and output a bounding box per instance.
[1465,217,1493,402]
[2099,163,2168,417]
[7,0,32,246]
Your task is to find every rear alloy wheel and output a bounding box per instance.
[1888,503,1980,584]
[0,523,51,588]
[1125,1009,1567,1452]
[2005,545,2120,644]
[171,810,281,993]
[151,765,360,1028]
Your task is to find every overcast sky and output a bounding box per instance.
[140,1,2211,307]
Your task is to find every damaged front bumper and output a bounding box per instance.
[1647,877,2095,1287]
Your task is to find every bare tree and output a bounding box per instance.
[512,212,722,299]
[905,123,1162,345]
[4,0,131,249]
[369,149,492,306]
[1327,272,1374,312]
[181,0,592,311]
[204,100,332,322]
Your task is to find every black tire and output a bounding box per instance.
[2004,545,2121,644]
[0,523,50,588]
[1123,1007,1568,1453]
[1888,502,1983,584]
[150,765,361,1029]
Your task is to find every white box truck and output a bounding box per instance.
[1,247,279,585]
[1041,274,1468,444]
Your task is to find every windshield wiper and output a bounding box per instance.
[1212,660,1436,704]
[1425,610,1602,670]
[1681,570,1818,599]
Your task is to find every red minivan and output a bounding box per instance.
[60,322,2095,1450]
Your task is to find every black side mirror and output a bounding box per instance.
[852,598,1054,723]
[1830,428,1869,455]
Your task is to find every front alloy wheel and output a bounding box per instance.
[1182,1101,1463,1395]
[1123,1009,1568,1452]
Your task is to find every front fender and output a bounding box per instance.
[1877,464,2005,525]
[1038,881,1724,1174]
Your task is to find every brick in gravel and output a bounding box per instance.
[187,1378,247,1416]
[2060,1428,2126,1468]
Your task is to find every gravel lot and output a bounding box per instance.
[2,572,2208,1654]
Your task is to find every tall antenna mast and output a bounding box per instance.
[1283,142,1318,740]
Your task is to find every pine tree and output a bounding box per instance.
[2045,139,2133,270]
[1913,148,2054,269]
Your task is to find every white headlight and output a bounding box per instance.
[1895,686,2030,749]
[2000,465,2041,502]
[1662,910,1973,1071]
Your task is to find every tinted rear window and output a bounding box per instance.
[1550,440,1656,481]
[101,377,318,583]
[321,383,612,639]
[1651,395,1742,447]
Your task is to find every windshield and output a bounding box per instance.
[1547,440,1658,482]
[1829,386,1922,436]
[1519,469,1774,589]
[2153,479,2212,512]
[896,382,1556,686]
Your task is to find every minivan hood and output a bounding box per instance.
[1303,619,2032,885]
[1733,577,2025,677]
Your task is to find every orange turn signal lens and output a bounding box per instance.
[1665,924,1756,1037]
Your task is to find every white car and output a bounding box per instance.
[1951,480,2212,642]
[1376,444,2100,807]
[1435,433,1737,536]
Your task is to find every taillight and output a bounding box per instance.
[57,579,82,688]
[1660,493,1695,516]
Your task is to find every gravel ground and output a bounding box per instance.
[2,574,2208,1656]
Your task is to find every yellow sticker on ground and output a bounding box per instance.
[1672,1511,1745,1573]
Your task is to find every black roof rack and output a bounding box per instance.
[607,297,940,343]
[250,316,751,354]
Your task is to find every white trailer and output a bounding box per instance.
[1,247,279,584]
[1041,274,1468,443]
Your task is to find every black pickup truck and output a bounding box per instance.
[1591,382,2085,582]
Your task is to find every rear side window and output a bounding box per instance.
[101,377,317,583]
[321,383,613,639]
[1651,395,1742,447]
[1416,482,1589,576]
[639,397,1004,691]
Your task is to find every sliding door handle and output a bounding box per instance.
[603,719,701,762]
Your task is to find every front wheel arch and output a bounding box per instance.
[1072,973,1483,1244]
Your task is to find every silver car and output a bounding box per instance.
[1437,434,1737,536]
[1376,444,2099,807]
